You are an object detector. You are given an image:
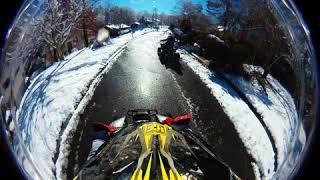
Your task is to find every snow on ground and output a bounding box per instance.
[5,109,11,123]
[208,34,225,44]
[225,69,306,168]
[178,49,276,179]
[14,28,155,180]
[178,50,306,179]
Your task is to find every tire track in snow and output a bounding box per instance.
[170,73,195,114]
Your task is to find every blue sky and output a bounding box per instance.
[95,0,207,14]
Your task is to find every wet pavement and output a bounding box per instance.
[81,31,191,119]
[67,31,256,180]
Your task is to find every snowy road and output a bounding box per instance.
[69,31,256,179]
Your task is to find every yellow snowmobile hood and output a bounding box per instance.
[75,122,240,180]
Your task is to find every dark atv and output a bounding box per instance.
[158,36,181,69]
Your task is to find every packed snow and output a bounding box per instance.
[208,34,225,44]
[177,49,305,179]
[5,109,11,123]
[14,28,154,180]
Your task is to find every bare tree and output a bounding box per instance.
[7,20,44,63]
[158,12,166,25]
[39,0,83,60]
[103,0,113,24]
[206,0,244,35]
[239,0,290,77]
[109,7,136,27]
[175,0,210,33]
[81,0,106,47]
[176,0,202,19]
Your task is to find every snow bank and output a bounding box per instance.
[226,71,306,168]
[5,109,11,123]
[178,50,306,179]
[55,45,126,180]
[178,50,275,179]
[14,28,154,179]
[208,34,225,44]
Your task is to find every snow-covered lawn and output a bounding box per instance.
[14,28,155,180]
[177,49,306,179]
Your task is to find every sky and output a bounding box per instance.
[95,0,207,15]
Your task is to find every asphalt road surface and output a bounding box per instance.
[68,31,256,180]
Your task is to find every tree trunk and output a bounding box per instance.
[82,0,89,47]
[82,20,89,47]
[53,48,58,61]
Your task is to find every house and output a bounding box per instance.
[139,17,153,28]
[104,24,131,37]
